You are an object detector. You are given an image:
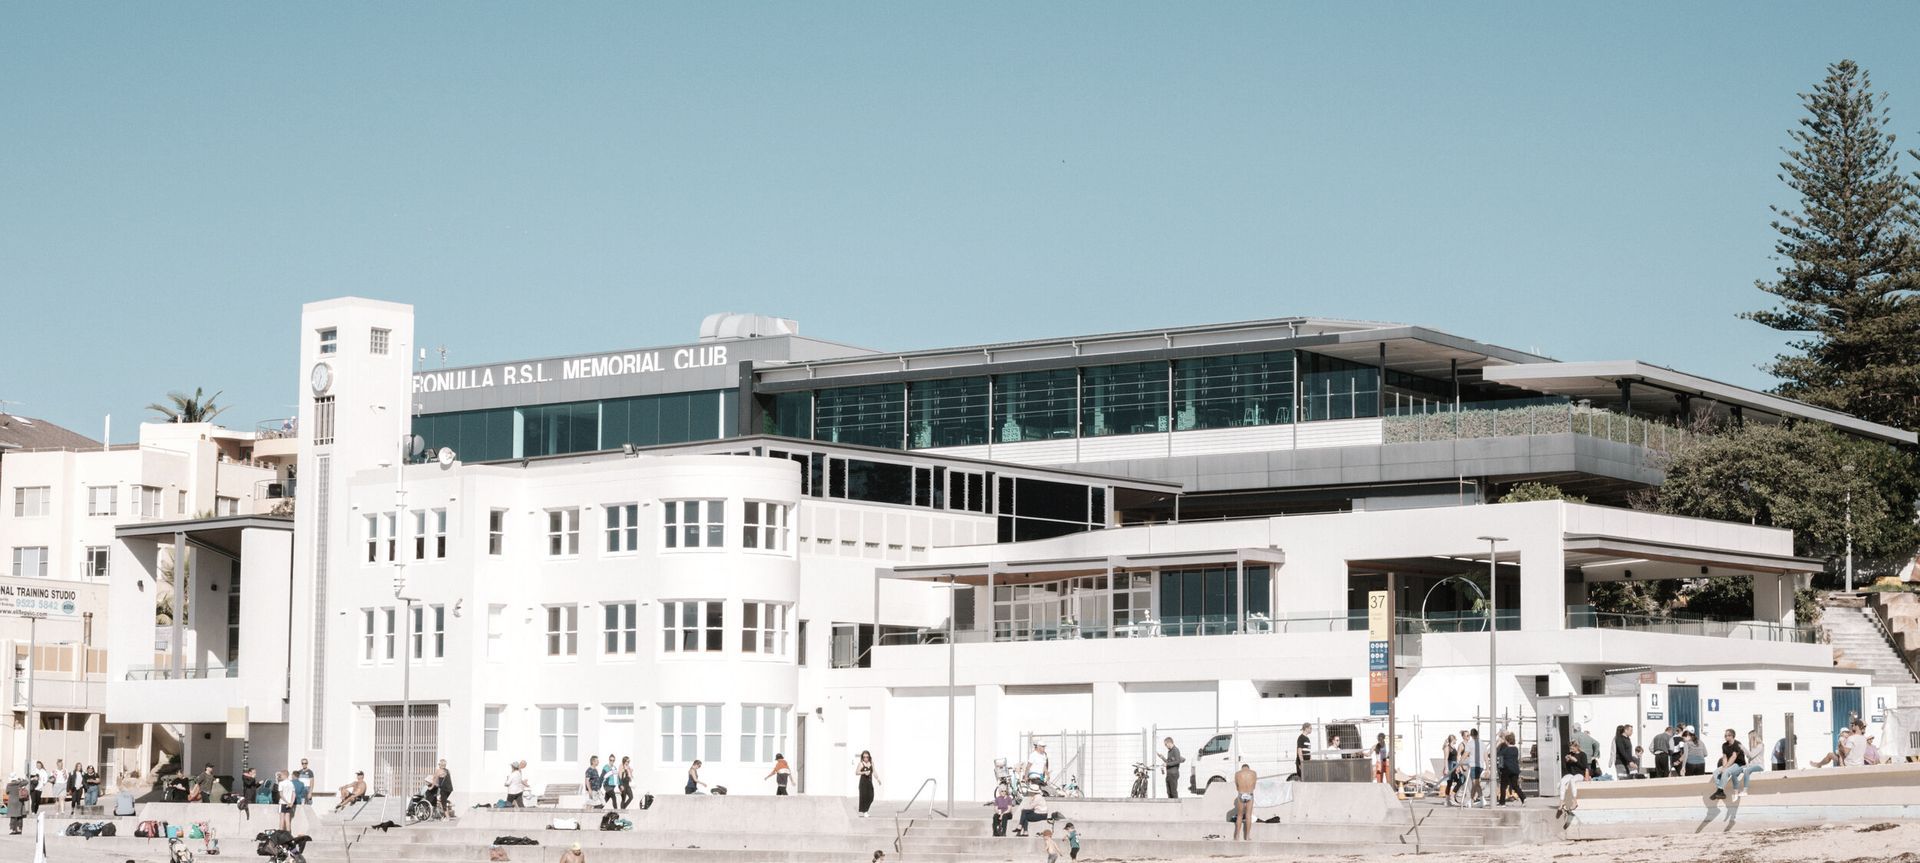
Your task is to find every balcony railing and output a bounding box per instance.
[1383,401,1690,453]
[123,664,239,681]
[1566,606,1818,644]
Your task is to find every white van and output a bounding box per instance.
[1185,720,1379,789]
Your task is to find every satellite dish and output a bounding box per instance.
[407,434,428,458]
[437,447,457,467]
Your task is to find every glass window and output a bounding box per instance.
[312,395,335,445]
[662,499,724,549]
[83,546,109,579]
[660,703,722,763]
[1299,352,1381,421]
[993,369,1077,443]
[383,607,396,660]
[413,508,447,561]
[741,602,790,656]
[370,327,391,355]
[845,459,913,506]
[740,705,789,763]
[662,600,724,653]
[362,609,376,662]
[545,604,578,656]
[815,384,905,449]
[743,501,791,552]
[605,602,638,655]
[540,706,579,763]
[547,508,580,556]
[483,706,503,752]
[765,391,812,438]
[1173,351,1295,430]
[488,509,506,555]
[87,486,116,517]
[365,514,382,563]
[1081,362,1169,437]
[909,377,990,448]
[412,604,446,659]
[605,503,640,553]
[215,496,239,516]
[13,486,50,517]
[318,327,337,354]
[10,547,47,578]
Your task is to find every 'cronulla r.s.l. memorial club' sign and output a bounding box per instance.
[411,338,805,414]
[413,345,731,393]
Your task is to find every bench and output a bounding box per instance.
[536,783,581,807]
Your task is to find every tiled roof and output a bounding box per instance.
[0,413,102,452]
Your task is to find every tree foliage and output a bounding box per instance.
[1497,482,1587,504]
[147,387,228,424]
[1744,60,1920,434]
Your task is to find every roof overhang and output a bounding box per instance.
[883,547,1287,585]
[1564,534,1825,581]
[1483,360,1916,445]
[115,515,294,559]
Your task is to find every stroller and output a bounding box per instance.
[255,829,309,863]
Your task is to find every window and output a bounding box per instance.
[488,509,506,555]
[13,486,50,517]
[313,396,335,445]
[414,508,447,561]
[604,703,635,724]
[383,607,397,660]
[1721,680,1756,691]
[134,485,166,517]
[547,508,580,556]
[370,327,391,355]
[215,496,239,516]
[797,620,809,666]
[413,604,446,659]
[362,609,377,662]
[604,602,638,655]
[605,503,639,553]
[384,513,397,561]
[83,546,109,579]
[1081,362,1170,437]
[539,706,579,763]
[11,547,48,578]
[1173,351,1295,430]
[318,327,338,354]
[177,490,187,515]
[1777,681,1811,692]
[662,499,724,550]
[660,703,722,763]
[487,604,506,660]
[908,377,990,448]
[740,705,790,763]
[741,602,790,656]
[1299,352,1381,421]
[743,501,791,552]
[87,486,117,517]
[365,514,382,563]
[815,384,906,449]
[661,601,724,653]
[483,706,503,752]
[993,369,1077,443]
[546,605,578,656]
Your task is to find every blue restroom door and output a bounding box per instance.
[1669,685,1700,732]
[1832,687,1862,743]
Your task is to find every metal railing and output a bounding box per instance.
[1566,606,1818,643]
[123,664,239,681]
[255,417,299,439]
[1383,401,1690,453]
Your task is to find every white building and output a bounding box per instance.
[1,414,286,778]
[102,298,1917,803]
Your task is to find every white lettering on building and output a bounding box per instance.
[412,345,730,393]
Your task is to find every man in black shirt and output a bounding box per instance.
[1161,738,1183,799]
[1710,729,1748,801]
[1295,724,1312,777]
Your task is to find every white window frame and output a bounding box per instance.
[740,704,790,763]
[604,602,638,656]
[660,703,722,763]
[313,395,335,445]
[662,499,725,550]
[605,503,639,554]
[546,604,578,657]
[413,508,447,561]
[215,496,239,516]
[547,508,580,557]
[11,547,49,579]
[486,604,507,660]
[413,604,446,660]
[177,490,188,515]
[362,609,377,663]
[383,607,397,661]
[743,501,791,553]
[83,545,109,579]
[539,705,579,763]
[661,600,724,654]
[318,326,338,354]
[365,514,382,563]
[13,486,50,518]
[488,509,506,555]
[135,485,162,519]
[87,486,117,517]
[741,601,790,657]
[370,327,391,355]
[483,705,504,752]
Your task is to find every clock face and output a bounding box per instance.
[310,362,334,395]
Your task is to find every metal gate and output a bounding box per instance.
[373,704,439,797]
[1021,731,1154,799]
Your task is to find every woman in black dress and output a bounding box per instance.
[855,751,877,817]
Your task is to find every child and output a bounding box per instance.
[1041,828,1061,863]
[1064,823,1080,860]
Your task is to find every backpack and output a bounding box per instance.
[93,822,117,838]
[710,785,727,796]
[598,812,620,831]
[255,788,274,804]
[640,793,654,810]
[64,823,84,837]
[548,817,580,830]
[138,820,166,838]
[492,835,539,846]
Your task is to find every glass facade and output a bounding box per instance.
[413,388,735,462]
[1157,565,1272,622]
[765,391,812,438]
[1299,353,1380,421]
[1173,351,1294,430]
[908,377,990,449]
[993,369,1077,443]
[815,384,905,449]
[1081,362,1170,437]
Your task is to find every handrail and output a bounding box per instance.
[892,777,943,856]
[897,777,940,817]
[1859,600,1920,685]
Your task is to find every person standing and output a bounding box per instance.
[436,759,456,818]
[1160,737,1183,799]
[1612,726,1635,779]
[1441,735,1459,806]
[237,767,260,818]
[601,755,617,808]
[82,765,101,809]
[855,751,877,817]
[765,753,793,796]
[5,773,28,835]
[294,759,315,804]
[585,755,604,808]
[1041,829,1061,863]
[1064,822,1080,860]
[1496,733,1523,805]
[617,757,634,809]
[1294,724,1312,777]
[1371,734,1390,784]
[191,763,218,803]
[504,761,528,808]
[275,770,297,832]
[1465,729,1485,807]
[1025,742,1049,791]
[1669,728,1689,775]
[1650,726,1673,778]
[1232,763,1257,841]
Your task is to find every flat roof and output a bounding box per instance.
[1483,360,1916,444]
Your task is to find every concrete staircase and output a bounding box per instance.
[1820,594,1920,708]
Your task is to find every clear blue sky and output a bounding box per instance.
[5,3,1919,440]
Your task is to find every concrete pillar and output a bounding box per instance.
[1752,573,1794,626]
[1518,541,1568,632]
[973,684,1003,794]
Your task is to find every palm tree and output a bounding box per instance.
[147,388,228,424]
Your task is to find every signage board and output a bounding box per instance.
[1368,642,1389,671]
[1707,698,1720,713]
[0,583,81,620]
[1367,591,1389,640]
[1814,699,1825,713]
[1369,670,1390,716]
[1646,712,1663,721]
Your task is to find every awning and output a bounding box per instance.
[115,515,294,558]
[883,547,1286,585]
[1564,533,1825,582]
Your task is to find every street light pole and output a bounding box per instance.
[1477,536,1507,758]
[947,575,957,817]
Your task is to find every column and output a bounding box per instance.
[1518,541,1568,632]
[1752,573,1793,626]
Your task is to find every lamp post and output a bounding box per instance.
[928,575,967,817]
[1477,536,1508,753]
[1843,463,1855,592]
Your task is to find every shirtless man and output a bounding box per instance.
[334,771,368,811]
[1233,763,1258,841]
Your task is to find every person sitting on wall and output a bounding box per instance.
[335,772,369,811]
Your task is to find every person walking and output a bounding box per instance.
[191,763,219,804]
[585,755,604,808]
[505,761,528,807]
[5,773,28,835]
[1496,732,1524,805]
[1041,829,1062,863]
[855,751,877,816]
[436,759,456,818]
[684,760,707,795]
[1232,763,1257,841]
[1441,735,1460,806]
[1710,728,1749,801]
[1465,729,1485,807]
[600,755,618,808]
[1064,822,1080,860]
[1650,726,1673,778]
[617,757,634,809]
[765,753,793,796]
[1160,737,1183,799]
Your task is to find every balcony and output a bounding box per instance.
[123,664,239,681]
[1383,399,1690,452]
[837,613,1428,667]
[1566,606,1817,644]
[12,677,106,711]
